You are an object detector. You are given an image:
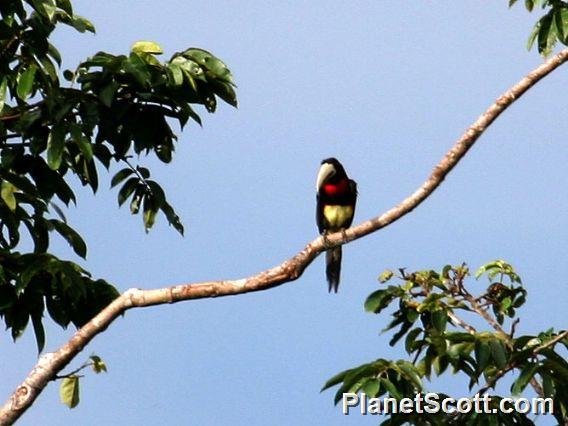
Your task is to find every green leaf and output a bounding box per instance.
[24,219,49,254]
[554,7,568,43]
[63,69,74,81]
[489,338,508,370]
[131,41,163,55]
[60,375,80,408]
[168,63,184,86]
[70,124,93,161]
[42,0,57,21]
[380,377,402,399]
[17,65,37,100]
[93,144,112,169]
[441,264,452,278]
[210,80,238,108]
[474,339,491,373]
[183,48,234,84]
[68,15,95,33]
[50,220,87,258]
[405,327,422,354]
[0,77,7,111]
[40,56,58,83]
[7,298,30,340]
[528,20,541,51]
[174,103,201,128]
[31,311,45,354]
[99,81,119,108]
[47,124,67,170]
[125,53,152,87]
[48,42,62,66]
[321,370,348,392]
[146,181,165,207]
[111,168,134,188]
[143,197,157,232]
[90,355,107,373]
[379,269,394,283]
[155,143,173,163]
[56,0,73,15]
[432,355,449,375]
[396,361,423,390]
[542,358,568,381]
[361,378,380,398]
[525,0,535,12]
[161,201,184,236]
[541,372,555,397]
[511,362,539,395]
[1,181,17,211]
[445,332,476,343]
[136,167,150,179]
[69,278,119,327]
[130,190,143,214]
[537,12,556,55]
[431,310,447,333]
[117,177,139,206]
[364,287,400,313]
[170,55,204,81]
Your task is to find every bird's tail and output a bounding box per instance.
[326,246,342,293]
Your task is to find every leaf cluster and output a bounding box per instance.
[324,261,568,424]
[0,0,237,351]
[510,0,568,55]
[59,354,107,409]
[0,251,118,353]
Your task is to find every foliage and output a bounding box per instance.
[0,0,237,353]
[323,261,568,424]
[59,354,107,409]
[510,0,568,55]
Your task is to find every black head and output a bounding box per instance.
[320,158,347,177]
[317,157,349,190]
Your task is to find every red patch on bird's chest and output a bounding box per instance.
[324,180,349,196]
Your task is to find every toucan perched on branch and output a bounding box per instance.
[316,158,357,292]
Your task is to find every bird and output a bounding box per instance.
[316,158,357,292]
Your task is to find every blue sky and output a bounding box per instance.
[1,1,567,425]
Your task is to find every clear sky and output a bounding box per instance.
[1,1,567,425]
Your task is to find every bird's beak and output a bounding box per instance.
[316,163,336,191]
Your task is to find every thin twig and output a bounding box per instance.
[534,329,568,354]
[510,318,520,338]
[122,158,151,191]
[464,294,507,336]
[447,311,476,334]
[53,361,93,380]
[0,101,44,122]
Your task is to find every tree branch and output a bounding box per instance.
[1,48,568,425]
[464,293,508,337]
[447,311,477,334]
[534,329,568,354]
[476,329,568,396]
[0,101,43,122]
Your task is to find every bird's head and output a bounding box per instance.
[316,158,347,191]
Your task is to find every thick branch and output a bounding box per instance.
[1,48,568,425]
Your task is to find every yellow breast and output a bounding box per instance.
[323,205,354,230]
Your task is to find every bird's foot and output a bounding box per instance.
[341,229,348,242]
